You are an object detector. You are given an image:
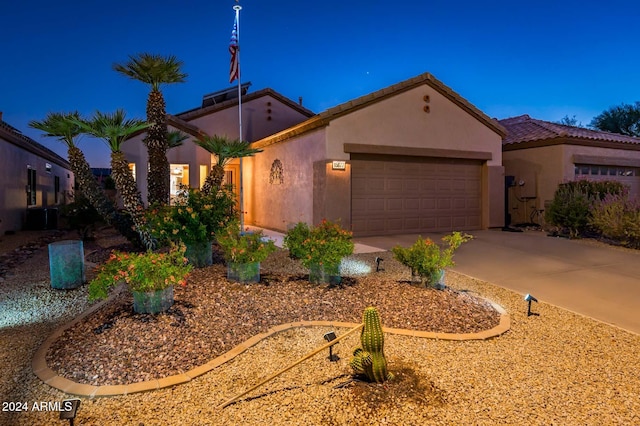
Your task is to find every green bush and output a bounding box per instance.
[283,220,353,268]
[546,180,629,238]
[590,193,640,248]
[391,232,472,287]
[545,184,592,238]
[283,222,311,259]
[59,191,103,240]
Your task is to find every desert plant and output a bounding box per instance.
[590,193,640,248]
[195,134,263,195]
[283,219,354,269]
[545,184,593,238]
[88,243,191,301]
[349,307,393,383]
[392,232,472,287]
[59,191,103,240]
[113,53,187,205]
[283,222,311,259]
[216,221,276,264]
[146,185,236,245]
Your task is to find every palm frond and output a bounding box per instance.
[28,111,85,148]
[113,53,187,91]
[77,109,148,152]
[195,134,263,166]
[167,130,189,149]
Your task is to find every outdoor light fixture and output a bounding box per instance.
[59,399,81,426]
[524,293,539,317]
[375,257,384,272]
[323,331,339,362]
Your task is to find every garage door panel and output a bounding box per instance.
[352,156,482,236]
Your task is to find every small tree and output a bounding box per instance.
[589,102,640,137]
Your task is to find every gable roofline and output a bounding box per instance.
[500,114,640,150]
[252,72,506,148]
[0,120,71,169]
[176,87,315,122]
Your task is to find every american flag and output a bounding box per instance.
[229,14,239,83]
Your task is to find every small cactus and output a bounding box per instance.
[349,307,393,383]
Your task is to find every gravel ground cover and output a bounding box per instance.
[1,228,639,425]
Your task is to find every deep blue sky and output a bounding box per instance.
[2,0,639,168]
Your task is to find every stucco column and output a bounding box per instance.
[484,164,505,228]
[313,161,351,228]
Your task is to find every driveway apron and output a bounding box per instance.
[355,230,640,335]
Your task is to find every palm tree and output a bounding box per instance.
[113,53,187,206]
[29,112,141,246]
[167,130,189,149]
[195,134,263,195]
[76,110,156,250]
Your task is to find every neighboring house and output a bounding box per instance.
[500,114,640,224]
[0,113,74,233]
[123,72,506,237]
[122,84,315,204]
[245,72,506,236]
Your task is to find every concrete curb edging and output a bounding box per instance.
[33,292,510,397]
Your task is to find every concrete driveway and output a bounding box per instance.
[354,230,640,335]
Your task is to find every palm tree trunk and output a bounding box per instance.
[110,150,156,250]
[201,165,226,195]
[145,90,170,205]
[67,146,142,247]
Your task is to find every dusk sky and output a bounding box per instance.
[2,0,639,168]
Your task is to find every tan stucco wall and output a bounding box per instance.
[121,94,311,204]
[245,128,327,232]
[503,145,564,224]
[324,84,504,229]
[325,85,503,167]
[0,138,74,233]
[504,144,640,224]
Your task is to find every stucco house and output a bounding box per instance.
[122,84,315,204]
[500,115,640,225]
[124,72,507,237]
[0,113,74,233]
[244,73,506,236]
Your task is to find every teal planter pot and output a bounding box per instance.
[308,262,341,285]
[132,285,174,314]
[227,261,260,283]
[184,240,213,268]
[48,240,85,289]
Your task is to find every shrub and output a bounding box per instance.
[545,184,593,238]
[89,243,192,301]
[546,180,629,238]
[146,185,236,245]
[216,221,276,263]
[392,232,472,287]
[59,191,103,240]
[284,219,354,268]
[590,193,640,248]
[283,222,310,259]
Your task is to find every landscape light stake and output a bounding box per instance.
[323,331,339,362]
[59,399,81,426]
[375,257,384,272]
[524,293,539,316]
[218,323,364,409]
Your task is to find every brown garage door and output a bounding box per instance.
[351,154,482,236]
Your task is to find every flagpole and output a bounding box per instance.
[233,3,244,232]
